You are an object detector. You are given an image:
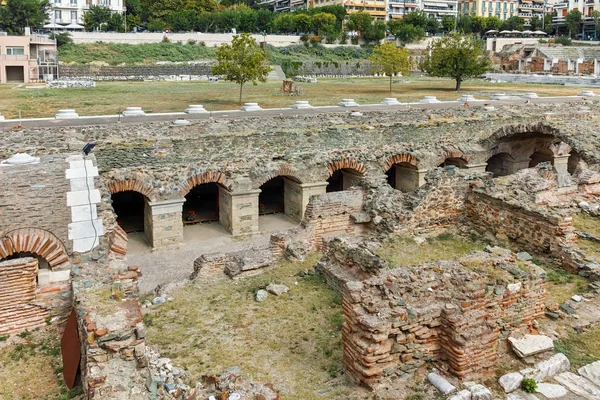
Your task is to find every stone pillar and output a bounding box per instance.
[146,198,185,248]
[219,188,260,238]
[465,163,488,174]
[341,170,363,190]
[506,158,531,175]
[284,180,328,222]
[553,155,573,187]
[394,166,427,192]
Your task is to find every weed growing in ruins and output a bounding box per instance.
[555,325,600,368]
[535,258,589,304]
[573,213,600,237]
[521,378,537,393]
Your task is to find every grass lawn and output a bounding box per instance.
[555,325,600,369]
[144,253,367,400]
[0,76,593,120]
[0,328,80,400]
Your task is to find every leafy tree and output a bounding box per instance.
[369,42,411,93]
[543,14,554,34]
[274,13,295,33]
[218,10,241,32]
[196,13,216,32]
[420,34,492,91]
[426,17,440,34]
[310,5,346,31]
[363,20,386,43]
[213,33,272,104]
[141,0,218,19]
[387,19,425,44]
[256,9,274,33]
[106,12,125,32]
[83,5,112,31]
[0,0,51,34]
[50,32,73,47]
[486,16,503,31]
[591,10,600,38]
[147,17,166,32]
[346,11,372,33]
[166,9,195,31]
[471,16,486,35]
[312,12,336,35]
[458,15,473,33]
[529,15,541,31]
[294,14,312,33]
[565,10,582,37]
[404,10,428,29]
[441,15,456,33]
[502,16,524,31]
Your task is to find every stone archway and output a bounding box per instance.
[383,153,422,192]
[0,227,69,268]
[180,171,230,230]
[436,150,469,169]
[327,159,366,193]
[486,152,514,177]
[106,178,155,201]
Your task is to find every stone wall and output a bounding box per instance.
[283,60,375,77]
[59,64,214,81]
[322,241,546,389]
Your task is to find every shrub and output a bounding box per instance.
[554,36,573,46]
[187,39,197,45]
[51,32,73,48]
[521,378,537,393]
[309,35,321,46]
[162,35,171,43]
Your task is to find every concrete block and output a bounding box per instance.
[172,119,191,126]
[523,92,539,99]
[66,189,101,207]
[123,107,146,116]
[69,177,96,192]
[55,109,79,119]
[70,204,98,223]
[2,153,40,165]
[338,99,359,107]
[50,269,71,282]
[381,97,402,105]
[457,94,477,102]
[149,199,184,216]
[509,334,554,358]
[240,103,262,111]
[499,372,523,393]
[468,384,492,400]
[490,93,509,100]
[185,105,208,114]
[68,159,94,170]
[73,237,100,253]
[38,270,51,286]
[535,383,568,398]
[290,101,313,109]
[65,166,99,179]
[579,90,596,97]
[420,96,440,103]
[68,219,104,240]
[534,353,570,382]
[350,111,363,117]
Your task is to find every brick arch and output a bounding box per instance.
[180,171,229,197]
[436,149,470,167]
[383,153,419,172]
[481,122,560,149]
[256,165,303,187]
[0,228,69,268]
[106,178,155,200]
[328,158,367,176]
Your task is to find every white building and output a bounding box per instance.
[48,0,125,28]
[388,0,458,21]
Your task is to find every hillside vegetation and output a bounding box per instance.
[58,42,373,65]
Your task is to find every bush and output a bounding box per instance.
[187,39,197,45]
[162,35,171,43]
[51,32,73,48]
[309,35,321,45]
[554,36,573,46]
[521,378,537,393]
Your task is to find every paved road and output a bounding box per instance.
[0,96,588,130]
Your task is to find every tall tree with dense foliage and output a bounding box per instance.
[141,0,218,20]
[369,43,411,93]
[213,33,271,104]
[0,0,51,34]
[565,10,582,37]
[592,10,600,38]
[501,16,525,31]
[387,19,425,44]
[441,15,456,33]
[420,34,491,91]
[82,5,112,31]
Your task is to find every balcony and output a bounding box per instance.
[0,55,30,61]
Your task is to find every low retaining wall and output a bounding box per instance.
[485,73,600,87]
[59,64,213,82]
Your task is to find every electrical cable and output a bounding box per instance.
[83,155,98,253]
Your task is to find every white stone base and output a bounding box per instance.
[420,96,440,104]
[123,107,146,116]
[490,93,509,100]
[55,109,80,119]
[0,114,4,121]
[350,111,363,117]
[338,99,359,107]
[172,119,191,126]
[381,97,402,105]
[523,92,539,99]
[290,101,313,109]
[579,90,596,97]
[457,95,476,102]
[484,106,495,111]
[185,105,208,114]
[240,103,263,111]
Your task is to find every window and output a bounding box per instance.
[510,3,514,11]
[71,11,77,21]
[100,0,111,5]
[54,0,62,4]
[482,2,486,11]
[464,3,469,12]
[55,10,62,21]
[6,47,25,56]
[71,0,77,5]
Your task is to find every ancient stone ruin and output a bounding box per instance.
[1,100,600,398]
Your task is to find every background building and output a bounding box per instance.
[0,29,56,84]
[49,0,125,28]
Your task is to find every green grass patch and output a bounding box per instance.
[533,258,588,304]
[555,325,600,369]
[378,232,486,268]
[573,214,600,237]
[145,253,360,399]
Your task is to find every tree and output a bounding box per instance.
[369,43,411,93]
[274,13,295,34]
[426,17,440,35]
[167,9,195,32]
[471,16,486,36]
[141,0,218,20]
[486,16,503,31]
[502,16,525,31]
[106,12,125,32]
[50,32,73,47]
[196,12,216,32]
[565,10,582,37]
[420,34,492,91]
[213,33,272,104]
[458,15,473,33]
[312,12,336,35]
[294,14,312,34]
[591,10,600,38]
[82,5,112,31]
[530,15,541,31]
[441,15,456,33]
[363,20,386,43]
[404,10,428,30]
[0,0,51,34]
[543,14,554,34]
[387,19,425,44]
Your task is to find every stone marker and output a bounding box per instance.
[240,103,263,111]
[534,353,570,382]
[338,99,359,107]
[506,390,538,400]
[420,96,441,104]
[508,334,554,358]
[427,372,456,395]
[172,119,191,126]
[483,106,495,111]
[185,105,208,114]
[2,153,40,166]
[350,111,363,117]
[123,107,146,116]
[0,113,4,121]
[381,97,402,105]
[535,383,568,399]
[448,389,471,400]
[490,93,509,100]
[523,92,539,99]
[290,100,313,109]
[468,384,492,400]
[55,109,80,119]
[578,361,600,387]
[457,94,476,102]
[266,283,289,296]
[579,90,596,97]
[555,371,600,399]
[499,372,523,393]
[255,289,268,302]
[572,294,583,302]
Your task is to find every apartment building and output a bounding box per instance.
[345,0,388,20]
[553,0,597,38]
[48,0,125,27]
[422,0,459,20]
[0,30,57,84]
[388,0,421,19]
[457,0,519,20]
